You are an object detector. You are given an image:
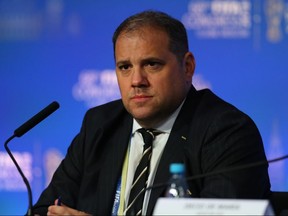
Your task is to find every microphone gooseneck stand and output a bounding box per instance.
[4,101,60,216]
[4,135,33,216]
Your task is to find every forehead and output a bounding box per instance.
[118,26,169,43]
[115,26,171,54]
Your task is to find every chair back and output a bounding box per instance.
[270,191,288,216]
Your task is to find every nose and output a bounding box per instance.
[131,67,149,87]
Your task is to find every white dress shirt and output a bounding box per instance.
[124,102,184,215]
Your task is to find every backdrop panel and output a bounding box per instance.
[0,0,287,214]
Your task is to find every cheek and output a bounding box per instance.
[160,74,187,97]
[119,87,128,101]
[159,72,182,89]
[117,78,128,93]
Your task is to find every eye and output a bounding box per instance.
[118,64,131,71]
[117,63,132,76]
[144,61,163,71]
[147,62,158,67]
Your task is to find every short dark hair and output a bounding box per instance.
[112,10,189,62]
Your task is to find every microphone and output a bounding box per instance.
[14,101,60,137]
[4,101,60,216]
[147,154,288,191]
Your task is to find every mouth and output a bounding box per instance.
[131,95,153,102]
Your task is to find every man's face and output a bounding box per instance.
[115,26,194,128]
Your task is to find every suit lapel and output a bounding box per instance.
[95,112,133,214]
[147,86,199,215]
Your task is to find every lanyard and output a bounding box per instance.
[112,147,129,215]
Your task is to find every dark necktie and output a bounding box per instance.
[125,128,160,216]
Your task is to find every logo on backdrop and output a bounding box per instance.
[182,0,288,43]
[0,151,32,191]
[264,0,287,43]
[182,0,252,38]
[44,148,64,187]
[72,69,121,107]
[0,147,63,191]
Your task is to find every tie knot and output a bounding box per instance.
[137,128,161,149]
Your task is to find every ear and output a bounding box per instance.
[183,52,196,82]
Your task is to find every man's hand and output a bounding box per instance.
[47,199,91,216]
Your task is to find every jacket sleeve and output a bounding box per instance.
[32,113,88,215]
[198,109,271,198]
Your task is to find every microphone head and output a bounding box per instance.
[14,101,60,137]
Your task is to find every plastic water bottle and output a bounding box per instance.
[165,163,189,198]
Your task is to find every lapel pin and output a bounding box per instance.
[181,136,187,140]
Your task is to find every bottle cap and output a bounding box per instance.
[170,163,185,174]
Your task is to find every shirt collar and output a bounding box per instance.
[132,98,186,135]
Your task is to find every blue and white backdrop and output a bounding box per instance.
[0,0,287,214]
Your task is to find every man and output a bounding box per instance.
[33,10,271,216]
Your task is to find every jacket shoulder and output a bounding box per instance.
[85,99,126,120]
[196,89,238,112]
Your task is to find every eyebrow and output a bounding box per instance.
[116,57,165,67]
[141,57,165,64]
[116,60,130,67]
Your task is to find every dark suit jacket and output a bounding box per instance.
[33,86,271,215]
